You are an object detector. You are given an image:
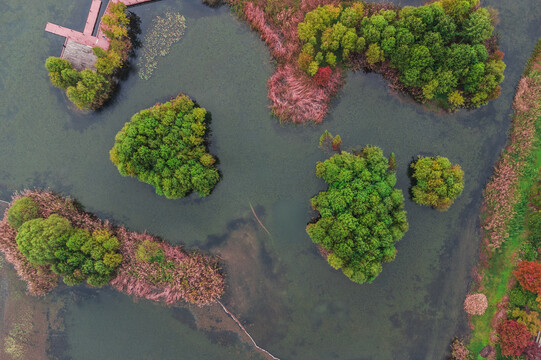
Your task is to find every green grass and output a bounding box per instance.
[467,127,541,357]
[466,41,541,356]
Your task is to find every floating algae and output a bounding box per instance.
[138,12,187,80]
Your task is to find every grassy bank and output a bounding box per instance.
[453,40,541,359]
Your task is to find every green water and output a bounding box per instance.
[1,0,541,358]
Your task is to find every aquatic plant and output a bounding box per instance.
[110,228,225,306]
[410,156,464,211]
[306,146,408,284]
[481,71,541,249]
[110,94,220,198]
[268,64,343,123]
[0,190,225,306]
[138,12,187,80]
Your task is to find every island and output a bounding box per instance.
[110,94,220,199]
[306,144,409,283]
[0,190,225,306]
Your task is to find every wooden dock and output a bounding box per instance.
[83,0,102,35]
[45,0,158,70]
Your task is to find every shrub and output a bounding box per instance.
[7,197,40,230]
[497,319,531,357]
[136,240,165,263]
[464,293,488,315]
[314,66,332,86]
[306,146,409,284]
[450,339,470,360]
[524,341,541,360]
[514,261,541,297]
[110,94,220,198]
[509,308,541,336]
[410,156,464,211]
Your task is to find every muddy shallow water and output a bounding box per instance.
[0,0,540,358]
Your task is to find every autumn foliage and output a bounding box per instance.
[497,319,531,357]
[514,261,541,297]
[314,66,332,86]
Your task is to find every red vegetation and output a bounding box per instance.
[514,261,541,296]
[237,0,343,123]
[0,190,224,306]
[110,228,224,306]
[314,66,332,86]
[497,319,531,357]
[268,64,343,123]
[524,341,541,360]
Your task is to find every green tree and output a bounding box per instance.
[410,155,464,210]
[366,43,384,64]
[110,94,220,198]
[66,69,110,110]
[16,215,73,265]
[7,197,40,230]
[307,146,408,284]
[45,57,75,89]
[294,0,504,109]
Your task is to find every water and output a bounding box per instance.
[1,0,540,358]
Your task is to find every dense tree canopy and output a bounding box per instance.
[15,213,123,287]
[16,215,73,265]
[110,94,220,198]
[306,146,409,284]
[410,156,464,210]
[297,0,505,109]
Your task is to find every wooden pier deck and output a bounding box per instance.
[45,0,158,70]
[45,23,109,49]
[83,0,102,35]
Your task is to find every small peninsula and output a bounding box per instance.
[110,94,220,199]
[45,2,139,110]
[232,0,505,123]
[0,190,225,306]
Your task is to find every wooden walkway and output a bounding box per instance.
[45,23,109,49]
[45,0,157,54]
[83,0,102,35]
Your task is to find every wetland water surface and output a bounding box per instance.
[1,0,541,358]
